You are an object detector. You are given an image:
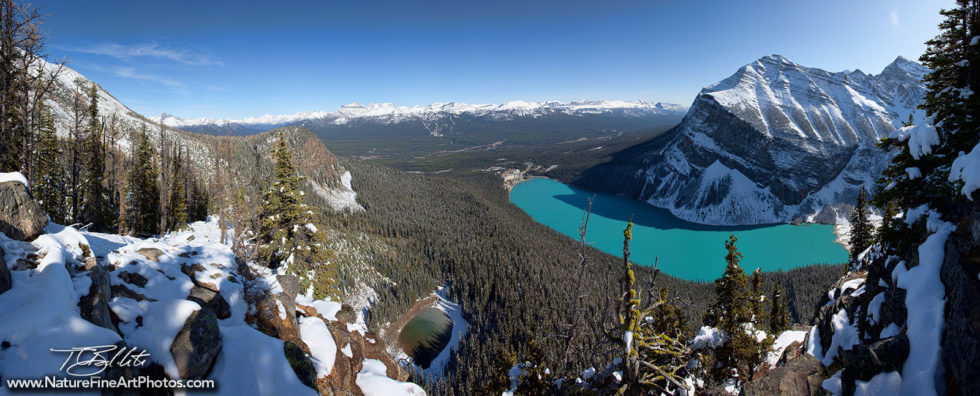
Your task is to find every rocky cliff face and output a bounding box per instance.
[577,55,928,225]
[793,205,980,394]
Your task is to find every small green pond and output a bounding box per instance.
[398,307,454,369]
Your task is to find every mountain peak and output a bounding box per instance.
[880,56,929,80]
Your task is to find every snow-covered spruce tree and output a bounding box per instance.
[128,126,160,236]
[258,131,338,299]
[606,222,690,395]
[32,102,64,223]
[876,0,979,226]
[849,187,873,261]
[768,280,791,334]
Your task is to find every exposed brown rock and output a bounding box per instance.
[136,247,165,262]
[0,181,47,241]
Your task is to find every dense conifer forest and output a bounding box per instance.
[310,158,847,394]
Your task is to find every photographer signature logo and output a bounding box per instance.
[50,345,150,377]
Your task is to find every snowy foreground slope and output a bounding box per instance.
[0,218,422,395]
[578,55,928,226]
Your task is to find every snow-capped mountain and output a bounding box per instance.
[152,100,688,137]
[577,55,929,226]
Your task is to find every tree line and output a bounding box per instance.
[0,1,208,235]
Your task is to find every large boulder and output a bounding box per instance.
[283,341,317,390]
[247,292,305,349]
[0,180,47,241]
[0,245,9,295]
[170,309,221,379]
[744,353,827,396]
[78,265,118,333]
[839,335,909,395]
[187,286,231,320]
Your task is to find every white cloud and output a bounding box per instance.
[890,10,899,27]
[59,43,222,66]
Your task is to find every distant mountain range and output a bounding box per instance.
[577,55,929,226]
[151,100,688,137]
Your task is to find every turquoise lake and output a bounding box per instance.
[510,178,848,281]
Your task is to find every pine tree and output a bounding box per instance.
[876,199,899,243]
[704,235,751,331]
[650,287,688,336]
[80,83,110,231]
[703,235,771,383]
[876,1,979,222]
[849,187,873,261]
[129,126,159,236]
[0,0,45,172]
[32,102,63,223]
[769,280,791,334]
[258,131,338,298]
[749,268,768,329]
[167,146,188,231]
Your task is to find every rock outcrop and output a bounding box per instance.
[170,309,222,379]
[0,180,48,241]
[78,265,119,333]
[744,352,826,396]
[186,286,231,320]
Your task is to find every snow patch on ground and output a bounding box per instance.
[211,325,317,396]
[0,225,120,382]
[356,359,426,396]
[299,315,338,378]
[821,309,860,365]
[767,330,807,366]
[310,171,365,213]
[854,371,902,396]
[892,216,955,396]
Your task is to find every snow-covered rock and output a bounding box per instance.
[355,359,426,396]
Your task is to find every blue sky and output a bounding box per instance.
[38,0,950,120]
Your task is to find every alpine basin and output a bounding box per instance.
[510,178,848,281]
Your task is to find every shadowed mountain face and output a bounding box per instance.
[577,55,928,226]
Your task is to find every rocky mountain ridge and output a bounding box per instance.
[152,100,688,137]
[577,55,929,226]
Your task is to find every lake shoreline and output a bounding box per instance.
[509,176,853,252]
[510,178,850,281]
